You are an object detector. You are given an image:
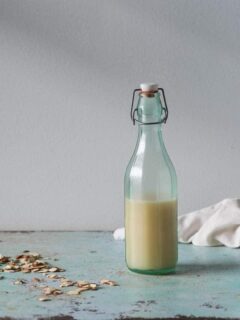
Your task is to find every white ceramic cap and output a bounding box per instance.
[140,83,158,92]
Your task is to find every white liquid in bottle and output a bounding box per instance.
[125,199,177,271]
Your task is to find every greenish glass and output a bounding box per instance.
[124,91,178,275]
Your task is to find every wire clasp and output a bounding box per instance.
[130,88,169,125]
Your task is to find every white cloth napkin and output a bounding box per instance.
[113,198,240,248]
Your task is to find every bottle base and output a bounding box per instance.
[127,266,176,275]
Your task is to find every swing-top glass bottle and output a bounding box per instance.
[124,83,178,275]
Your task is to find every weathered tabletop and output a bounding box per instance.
[0,231,240,320]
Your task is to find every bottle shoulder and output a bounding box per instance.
[125,127,177,186]
[124,150,177,199]
[125,143,176,172]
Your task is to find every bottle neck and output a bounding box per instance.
[136,92,163,125]
[135,92,164,151]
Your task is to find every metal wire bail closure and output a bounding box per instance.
[130,88,169,125]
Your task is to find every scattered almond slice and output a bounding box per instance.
[89,283,97,290]
[31,277,42,283]
[38,268,49,273]
[43,286,63,296]
[10,252,64,275]
[43,286,54,295]
[59,279,75,287]
[67,288,82,295]
[53,289,63,296]
[1,251,119,302]
[4,264,14,270]
[27,252,42,259]
[0,255,10,264]
[75,281,98,292]
[48,267,65,272]
[47,274,61,279]
[76,280,90,287]
[14,266,21,270]
[78,286,90,292]
[100,279,118,286]
[48,267,58,272]
[13,279,27,285]
[38,296,51,302]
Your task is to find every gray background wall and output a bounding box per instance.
[0,0,239,230]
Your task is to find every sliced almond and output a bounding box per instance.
[48,267,58,272]
[31,277,42,283]
[4,265,14,270]
[0,255,10,263]
[38,296,51,302]
[52,289,63,296]
[67,288,82,295]
[42,286,55,295]
[76,280,90,287]
[59,280,75,287]
[43,286,63,296]
[89,283,97,290]
[78,287,90,292]
[13,279,27,285]
[28,252,42,259]
[47,274,60,279]
[100,279,118,286]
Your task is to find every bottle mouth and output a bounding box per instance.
[140,91,157,97]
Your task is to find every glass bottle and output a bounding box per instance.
[124,83,178,275]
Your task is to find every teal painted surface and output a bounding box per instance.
[0,231,240,319]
